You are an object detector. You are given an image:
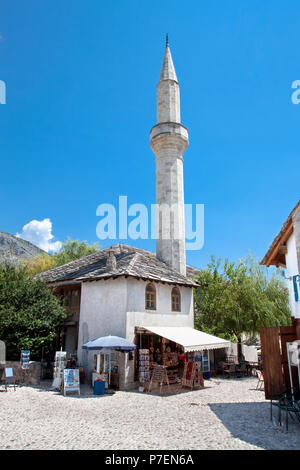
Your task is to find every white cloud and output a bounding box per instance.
[16,218,62,253]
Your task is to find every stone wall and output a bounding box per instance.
[0,361,41,385]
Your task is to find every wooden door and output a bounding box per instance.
[260,327,285,399]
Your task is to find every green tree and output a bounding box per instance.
[0,263,67,360]
[53,238,99,266]
[21,238,100,276]
[194,255,291,360]
[20,253,57,276]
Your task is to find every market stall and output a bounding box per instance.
[135,326,230,390]
[82,335,136,390]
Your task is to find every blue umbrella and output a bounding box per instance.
[82,335,136,351]
[82,336,136,388]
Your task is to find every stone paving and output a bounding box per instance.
[0,377,299,450]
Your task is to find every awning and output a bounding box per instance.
[141,326,230,352]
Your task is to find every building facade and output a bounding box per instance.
[261,200,300,320]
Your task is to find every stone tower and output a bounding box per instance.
[150,36,189,275]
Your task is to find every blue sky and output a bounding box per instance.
[0,0,299,269]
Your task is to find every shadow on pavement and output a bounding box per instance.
[209,401,300,450]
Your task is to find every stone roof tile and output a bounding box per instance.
[38,244,199,287]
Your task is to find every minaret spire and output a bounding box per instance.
[150,40,189,275]
[159,37,178,84]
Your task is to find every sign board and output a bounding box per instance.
[5,367,13,378]
[20,350,30,370]
[182,361,204,389]
[193,362,204,388]
[139,349,150,384]
[152,365,165,382]
[63,369,80,396]
[148,365,169,393]
[52,351,67,389]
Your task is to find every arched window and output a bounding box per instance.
[171,287,181,312]
[145,283,156,310]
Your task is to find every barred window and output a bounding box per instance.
[171,287,181,312]
[145,283,156,310]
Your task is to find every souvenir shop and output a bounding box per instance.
[135,326,229,389]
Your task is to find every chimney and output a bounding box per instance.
[106,249,117,271]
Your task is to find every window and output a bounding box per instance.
[145,283,156,310]
[64,290,79,308]
[171,287,181,312]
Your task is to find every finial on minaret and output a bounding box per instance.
[159,36,178,83]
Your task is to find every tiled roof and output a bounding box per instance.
[38,244,199,287]
[261,199,300,267]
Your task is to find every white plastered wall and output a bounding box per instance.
[76,276,195,388]
[286,232,300,319]
[125,277,194,388]
[77,278,128,381]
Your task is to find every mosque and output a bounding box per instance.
[40,38,229,388]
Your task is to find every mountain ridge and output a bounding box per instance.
[0,230,45,264]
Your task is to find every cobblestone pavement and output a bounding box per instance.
[0,377,299,450]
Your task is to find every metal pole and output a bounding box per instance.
[109,351,111,388]
[287,342,294,399]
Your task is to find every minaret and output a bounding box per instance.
[150,36,189,275]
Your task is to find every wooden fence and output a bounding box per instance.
[260,326,298,399]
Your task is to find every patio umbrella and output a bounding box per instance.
[82,335,136,387]
[82,335,136,351]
